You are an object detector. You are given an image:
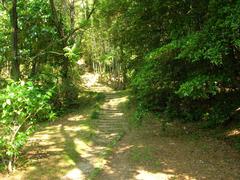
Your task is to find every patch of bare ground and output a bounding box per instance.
[97,119,240,180]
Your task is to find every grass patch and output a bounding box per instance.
[108,131,125,147]
[89,167,103,180]
[90,110,100,120]
[78,91,105,108]
[100,131,125,159]
[235,139,240,151]
[95,93,106,102]
[79,130,96,144]
[128,146,163,168]
[90,103,101,121]
[130,146,154,163]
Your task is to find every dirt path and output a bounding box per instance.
[1,73,128,180]
[97,120,240,180]
[1,73,240,180]
[61,78,128,180]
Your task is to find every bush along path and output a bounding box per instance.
[0,74,129,180]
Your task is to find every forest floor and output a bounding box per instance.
[1,73,240,180]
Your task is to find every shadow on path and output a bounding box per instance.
[96,120,240,180]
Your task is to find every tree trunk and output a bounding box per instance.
[11,0,20,80]
[49,0,69,79]
[49,0,65,38]
[30,59,38,78]
[70,0,75,31]
[8,159,13,173]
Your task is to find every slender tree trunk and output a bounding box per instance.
[49,0,65,38]
[49,0,69,80]
[8,160,13,173]
[85,0,89,19]
[30,60,37,77]
[120,47,127,88]
[70,0,75,31]
[11,0,20,80]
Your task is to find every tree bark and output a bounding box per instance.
[49,0,65,39]
[11,0,20,80]
[70,0,75,31]
[49,0,69,79]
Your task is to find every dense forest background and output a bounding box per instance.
[0,0,240,173]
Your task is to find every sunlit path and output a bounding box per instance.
[1,0,240,179]
[1,73,128,180]
[63,73,128,180]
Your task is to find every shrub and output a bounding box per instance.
[0,81,55,172]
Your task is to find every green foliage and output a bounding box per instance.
[95,93,106,102]
[90,101,102,120]
[89,167,102,180]
[176,75,220,99]
[91,109,100,120]
[127,0,240,127]
[0,0,240,173]
[0,81,55,171]
[64,42,81,63]
[132,105,146,126]
[61,81,80,108]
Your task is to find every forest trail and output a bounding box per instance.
[1,73,240,180]
[1,73,129,180]
[82,73,128,142]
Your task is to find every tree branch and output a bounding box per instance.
[65,0,98,41]
[49,0,65,39]
[87,0,97,20]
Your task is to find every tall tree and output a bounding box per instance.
[11,0,20,80]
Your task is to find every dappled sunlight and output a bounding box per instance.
[74,138,92,154]
[68,114,86,121]
[162,168,175,173]
[135,170,175,180]
[63,138,107,179]
[97,117,240,180]
[81,72,100,88]
[45,147,64,153]
[77,59,85,66]
[96,132,119,138]
[101,165,115,175]
[91,83,113,92]
[116,145,134,154]
[44,124,62,130]
[2,74,240,180]
[109,96,128,104]
[31,133,50,140]
[106,112,124,117]
[63,125,89,132]
[1,107,102,179]
[63,168,86,180]
[81,72,114,92]
[135,169,197,180]
[226,129,240,137]
[106,96,128,105]
[101,96,128,111]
